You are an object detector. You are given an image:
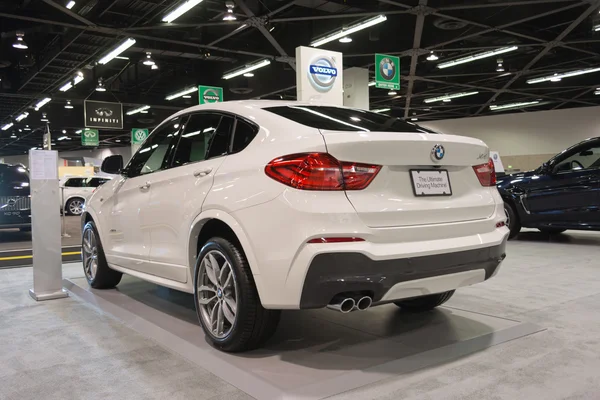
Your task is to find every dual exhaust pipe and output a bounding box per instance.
[327,295,372,313]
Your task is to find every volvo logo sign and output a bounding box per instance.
[431,144,445,161]
[6,199,16,207]
[308,56,338,92]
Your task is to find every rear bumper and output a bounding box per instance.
[299,240,506,309]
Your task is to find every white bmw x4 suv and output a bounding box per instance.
[83,101,509,352]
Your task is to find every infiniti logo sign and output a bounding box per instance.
[308,56,338,92]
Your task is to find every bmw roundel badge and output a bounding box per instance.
[431,144,445,161]
[378,57,397,81]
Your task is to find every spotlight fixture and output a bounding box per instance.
[437,46,518,69]
[165,86,198,100]
[496,58,504,72]
[126,105,150,115]
[98,38,136,65]
[151,64,159,70]
[24,125,31,131]
[35,97,52,111]
[1,123,14,131]
[310,15,387,47]
[15,112,29,122]
[426,51,439,61]
[162,0,205,23]
[62,130,67,134]
[489,101,541,111]
[222,59,271,80]
[594,88,599,95]
[368,81,376,87]
[10,134,16,139]
[59,71,84,92]
[388,90,397,96]
[223,1,237,21]
[594,24,600,32]
[64,100,74,109]
[66,1,75,9]
[13,32,28,50]
[96,78,106,92]
[424,91,479,103]
[143,52,155,66]
[41,113,49,122]
[371,108,390,113]
[243,72,254,77]
[526,67,600,84]
[339,37,352,43]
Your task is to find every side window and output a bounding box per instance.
[87,178,106,187]
[127,118,181,177]
[231,119,258,154]
[65,178,85,187]
[171,113,234,167]
[554,144,600,173]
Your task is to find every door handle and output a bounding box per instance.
[139,181,151,190]
[193,168,213,177]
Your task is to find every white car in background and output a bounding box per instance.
[82,101,509,352]
[60,176,111,215]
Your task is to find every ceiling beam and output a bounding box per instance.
[41,0,96,26]
[403,0,427,118]
[438,0,580,11]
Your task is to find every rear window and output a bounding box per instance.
[265,106,437,133]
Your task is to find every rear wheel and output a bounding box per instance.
[394,290,455,312]
[82,221,122,289]
[66,197,85,216]
[539,228,566,235]
[194,237,280,352]
[504,202,521,239]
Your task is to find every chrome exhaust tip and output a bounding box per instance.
[327,297,355,313]
[356,296,372,311]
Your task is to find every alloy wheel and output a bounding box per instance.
[82,228,98,281]
[197,250,238,339]
[69,199,84,215]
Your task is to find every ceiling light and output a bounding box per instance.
[243,72,254,77]
[24,126,31,131]
[443,98,451,102]
[498,72,511,77]
[426,51,439,61]
[437,46,518,69]
[1,123,14,131]
[223,3,237,21]
[151,64,159,70]
[13,32,28,50]
[15,112,28,122]
[165,86,198,100]
[115,56,129,60]
[182,95,192,98]
[35,97,51,111]
[594,24,600,32]
[62,129,67,134]
[96,78,106,92]
[10,134,16,139]
[269,26,275,32]
[41,113,49,122]
[57,136,69,141]
[66,1,75,9]
[98,38,136,65]
[490,101,541,111]
[368,81,376,87]
[339,36,352,43]
[527,67,600,84]
[64,100,73,109]
[594,88,599,95]
[424,91,479,103]
[223,59,271,80]
[140,110,148,114]
[496,58,504,72]
[59,71,84,92]
[162,0,204,23]
[550,74,562,82]
[411,117,418,121]
[126,105,150,115]
[310,15,387,47]
[75,129,82,134]
[371,108,390,113]
[388,90,397,96]
[143,52,155,66]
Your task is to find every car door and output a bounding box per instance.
[103,117,181,273]
[145,112,234,283]
[523,139,600,227]
[62,177,85,206]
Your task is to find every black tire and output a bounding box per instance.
[66,197,85,216]
[82,221,122,289]
[394,290,455,312]
[194,237,280,352]
[504,202,521,240]
[539,228,566,235]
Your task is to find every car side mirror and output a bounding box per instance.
[540,162,552,174]
[101,155,124,175]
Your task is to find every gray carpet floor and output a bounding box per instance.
[1,229,599,399]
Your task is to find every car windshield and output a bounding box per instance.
[0,166,29,184]
[264,106,437,133]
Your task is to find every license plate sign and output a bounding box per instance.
[410,170,452,196]
[3,211,21,217]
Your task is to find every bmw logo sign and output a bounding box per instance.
[379,57,397,81]
[308,56,338,92]
[431,144,445,161]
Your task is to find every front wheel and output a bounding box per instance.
[194,237,280,352]
[393,290,455,312]
[82,221,122,289]
[504,202,521,240]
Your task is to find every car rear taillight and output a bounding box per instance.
[265,153,381,191]
[472,158,496,187]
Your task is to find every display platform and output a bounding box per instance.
[65,273,544,400]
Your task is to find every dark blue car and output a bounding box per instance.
[497,137,600,239]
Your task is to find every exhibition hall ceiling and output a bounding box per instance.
[1,0,600,155]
